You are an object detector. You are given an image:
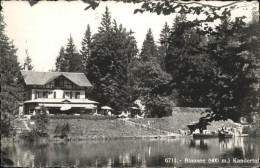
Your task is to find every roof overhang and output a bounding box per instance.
[20,71,92,87]
[40,104,97,109]
[24,98,99,104]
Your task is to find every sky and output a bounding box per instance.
[2,1,258,71]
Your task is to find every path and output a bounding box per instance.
[122,118,179,136]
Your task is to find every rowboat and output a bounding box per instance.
[218,131,233,138]
[193,133,218,139]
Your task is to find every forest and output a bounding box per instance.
[1,2,260,138]
[53,6,259,122]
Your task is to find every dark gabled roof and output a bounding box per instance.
[21,71,92,87]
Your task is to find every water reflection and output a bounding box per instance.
[189,139,209,151]
[2,137,259,167]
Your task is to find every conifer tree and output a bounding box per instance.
[23,49,34,70]
[158,22,170,70]
[99,6,112,33]
[0,12,24,136]
[132,29,173,117]
[140,28,158,62]
[80,24,92,72]
[55,46,67,72]
[66,35,83,72]
[164,13,260,122]
[205,16,260,122]
[55,35,83,72]
[87,7,138,112]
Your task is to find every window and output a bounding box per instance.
[54,92,56,98]
[38,91,43,98]
[55,79,64,87]
[65,92,70,98]
[43,91,48,98]
[46,84,51,89]
[35,91,38,99]
[70,92,72,99]
[75,92,80,99]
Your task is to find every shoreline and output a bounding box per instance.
[2,134,259,144]
[1,134,181,143]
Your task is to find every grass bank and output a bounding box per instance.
[6,118,168,143]
[47,119,167,140]
[129,112,241,134]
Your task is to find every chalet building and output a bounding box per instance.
[20,70,98,115]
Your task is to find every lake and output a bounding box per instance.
[2,137,259,167]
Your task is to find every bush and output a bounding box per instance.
[1,113,13,137]
[31,115,117,120]
[145,96,173,118]
[34,105,50,134]
[54,122,70,138]
[19,129,48,142]
[242,125,260,136]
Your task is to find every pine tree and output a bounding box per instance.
[164,13,260,122]
[80,24,92,72]
[0,12,24,136]
[55,35,83,72]
[165,14,211,107]
[132,29,173,117]
[158,22,170,70]
[87,7,138,112]
[55,46,67,72]
[205,16,260,122]
[140,28,158,62]
[23,49,34,70]
[99,6,112,33]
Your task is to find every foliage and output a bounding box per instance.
[80,24,92,73]
[0,12,24,137]
[34,105,50,135]
[31,114,117,120]
[205,16,259,122]
[145,95,173,118]
[54,122,70,138]
[131,29,174,117]
[18,130,44,142]
[165,14,214,107]
[6,1,258,122]
[134,1,244,19]
[55,35,83,72]
[23,49,34,70]
[55,46,66,72]
[87,7,138,112]
[158,22,170,71]
[19,106,50,142]
[1,114,11,137]
[164,11,259,122]
[1,151,14,166]
[132,0,259,122]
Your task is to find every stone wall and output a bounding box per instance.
[172,107,209,114]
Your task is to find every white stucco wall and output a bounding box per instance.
[31,89,85,99]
